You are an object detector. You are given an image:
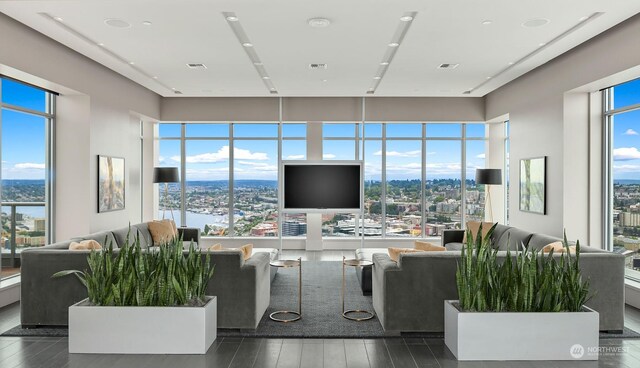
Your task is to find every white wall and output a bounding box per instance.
[0,13,161,240]
[486,13,640,242]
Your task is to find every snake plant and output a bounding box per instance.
[53,231,215,307]
[456,224,590,312]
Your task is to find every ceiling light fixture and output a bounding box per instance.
[388,42,400,47]
[508,61,514,65]
[104,18,131,28]
[373,76,381,80]
[539,42,547,46]
[152,76,158,79]
[97,42,104,46]
[242,42,253,47]
[253,62,263,66]
[54,17,63,22]
[481,20,493,25]
[129,61,135,65]
[226,16,239,22]
[579,16,589,22]
[262,76,270,80]
[522,18,550,28]
[142,21,152,26]
[380,61,389,65]
[400,16,413,22]
[308,18,331,28]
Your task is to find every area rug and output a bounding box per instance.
[3,261,640,339]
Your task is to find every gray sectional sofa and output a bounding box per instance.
[20,222,278,330]
[360,224,625,333]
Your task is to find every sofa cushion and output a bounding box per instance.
[131,223,153,248]
[527,234,563,251]
[463,221,497,243]
[69,240,102,251]
[388,247,423,262]
[491,224,512,247]
[496,228,533,251]
[542,241,576,254]
[77,231,117,248]
[252,248,279,262]
[147,220,177,246]
[111,226,138,248]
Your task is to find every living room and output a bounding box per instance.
[1,0,640,366]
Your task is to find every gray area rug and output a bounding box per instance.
[3,261,640,339]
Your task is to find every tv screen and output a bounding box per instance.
[283,163,362,211]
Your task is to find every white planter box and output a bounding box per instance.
[444,300,599,361]
[69,296,216,354]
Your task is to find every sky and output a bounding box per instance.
[3,76,639,182]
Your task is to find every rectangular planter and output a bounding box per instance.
[444,300,599,361]
[69,296,216,354]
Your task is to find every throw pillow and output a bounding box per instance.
[541,241,576,254]
[147,219,177,246]
[69,239,102,251]
[208,243,253,260]
[388,247,424,262]
[462,221,496,243]
[414,240,446,252]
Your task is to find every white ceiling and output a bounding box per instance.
[1,0,639,97]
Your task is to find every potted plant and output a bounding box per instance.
[53,234,216,354]
[444,225,599,361]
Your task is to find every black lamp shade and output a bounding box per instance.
[153,167,179,183]
[475,169,502,185]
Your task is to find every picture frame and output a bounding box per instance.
[519,156,546,214]
[98,155,125,213]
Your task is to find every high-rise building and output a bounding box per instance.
[34,218,45,232]
[282,220,307,236]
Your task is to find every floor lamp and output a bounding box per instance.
[153,167,180,222]
[475,169,502,223]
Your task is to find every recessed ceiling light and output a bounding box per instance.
[380,61,390,66]
[400,16,413,22]
[54,17,63,22]
[270,87,276,91]
[104,18,131,28]
[253,62,263,66]
[373,76,381,80]
[322,79,328,82]
[522,18,550,28]
[171,87,176,90]
[308,18,331,28]
[152,76,158,79]
[508,62,514,65]
[388,42,400,47]
[539,42,546,46]
[129,61,135,65]
[579,16,589,22]
[242,42,253,47]
[486,76,492,79]
[142,21,152,26]
[226,16,239,22]
[97,42,105,46]
[481,20,493,25]
[262,76,270,80]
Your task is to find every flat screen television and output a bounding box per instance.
[282,161,363,213]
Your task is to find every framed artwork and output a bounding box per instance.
[519,156,546,214]
[98,155,125,213]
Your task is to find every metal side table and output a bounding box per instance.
[269,258,302,322]
[342,256,375,321]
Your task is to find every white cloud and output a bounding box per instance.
[613,147,640,161]
[373,150,421,157]
[14,163,45,169]
[285,154,305,160]
[175,146,268,163]
[476,153,486,159]
[613,164,640,172]
[624,129,639,136]
[323,153,336,159]
[237,161,278,171]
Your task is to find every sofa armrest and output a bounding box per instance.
[372,253,400,271]
[442,229,464,245]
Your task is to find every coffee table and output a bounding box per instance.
[269,258,302,322]
[342,256,375,321]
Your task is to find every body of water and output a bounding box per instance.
[158,210,241,230]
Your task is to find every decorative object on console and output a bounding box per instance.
[475,168,502,222]
[98,155,125,213]
[519,156,546,214]
[153,167,180,221]
[446,225,598,361]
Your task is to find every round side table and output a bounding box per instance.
[269,258,302,322]
[342,256,375,321]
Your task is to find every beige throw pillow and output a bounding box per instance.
[208,243,253,260]
[388,247,424,262]
[542,241,576,254]
[414,240,446,252]
[462,221,496,243]
[69,239,102,251]
[147,219,177,246]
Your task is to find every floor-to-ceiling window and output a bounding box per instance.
[605,78,640,280]
[0,78,54,280]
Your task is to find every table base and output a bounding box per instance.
[342,309,374,321]
[270,310,301,323]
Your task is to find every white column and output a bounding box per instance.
[306,122,323,251]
